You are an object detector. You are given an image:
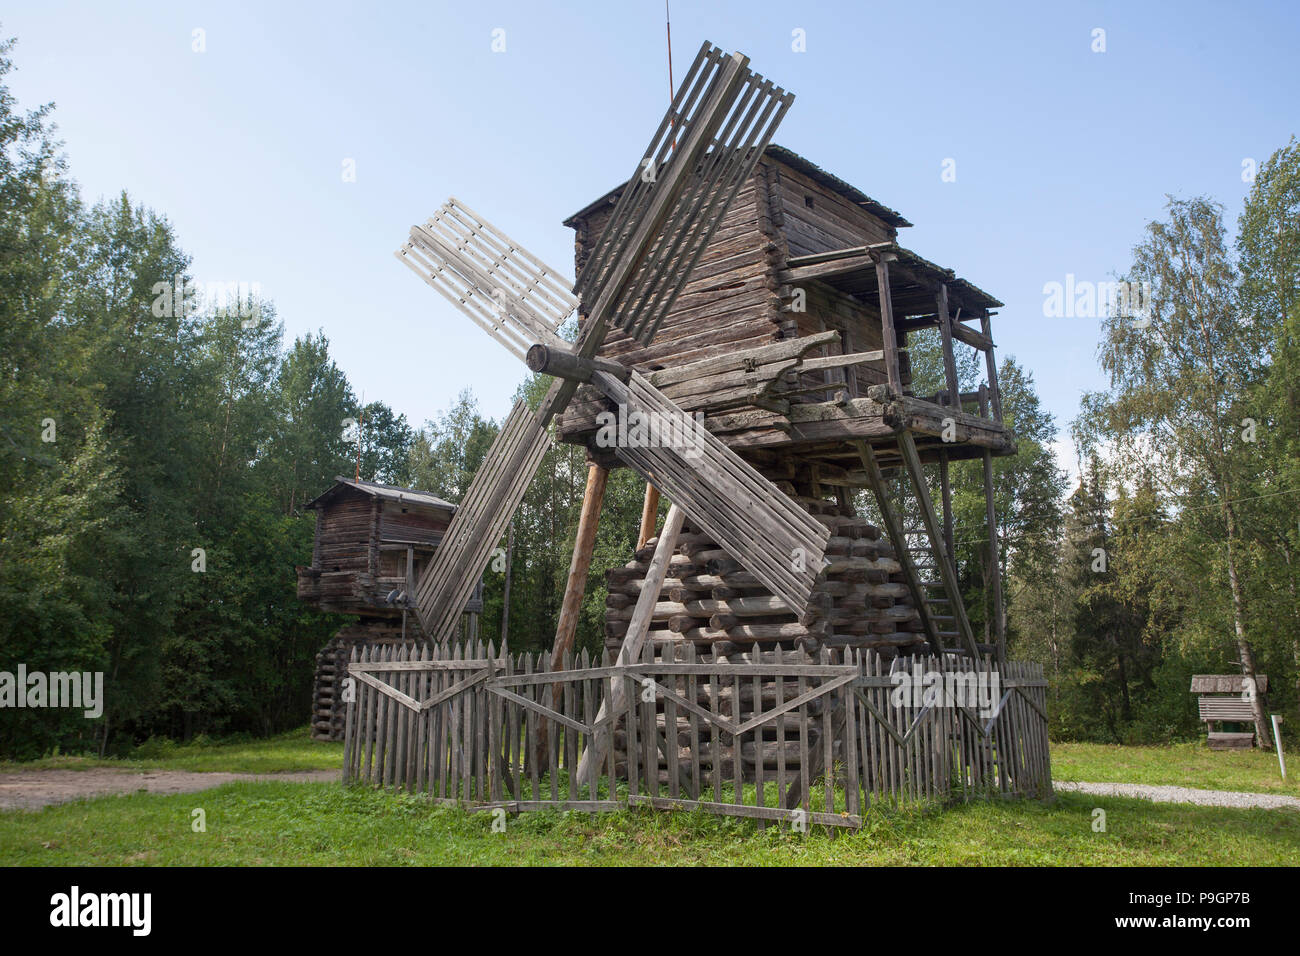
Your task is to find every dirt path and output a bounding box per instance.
[1055,780,1300,810]
[0,768,341,812]
[7,770,1295,814]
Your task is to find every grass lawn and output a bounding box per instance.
[2,733,1296,866]
[1051,742,1298,797]
[1,781,1296,866]
[0,728,344,775]
[5,732,1290,795]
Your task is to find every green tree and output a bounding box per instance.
[356,400,414,486]
[1077,197,1273,746]
[407,389,497,502]
[263,332,356,515]
[1237,137,1300,708]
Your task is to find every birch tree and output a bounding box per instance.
[1077,198,1273,746]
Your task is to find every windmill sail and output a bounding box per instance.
[397,198,577,360]
[574,41,794,346]
[589,369,828,613]
[413,399,551,642]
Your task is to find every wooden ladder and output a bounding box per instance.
[901,522,962,653]
[855,434,983,659]
[311,636,344,741]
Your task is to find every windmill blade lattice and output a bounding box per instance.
[414,399,551,642]
[397,197,576,360]
[396,41,822,640]
[395,203,579,639]
[574,41,794,347]
[590,369,829,612]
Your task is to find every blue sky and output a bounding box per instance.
[7,1,1298,480]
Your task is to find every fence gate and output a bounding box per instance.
[621,641,862,828]
[847,652,1052,803]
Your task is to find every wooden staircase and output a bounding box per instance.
[903,528,961,653]
[311,638,345,741]
[856,433,993,659]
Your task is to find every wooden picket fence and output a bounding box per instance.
[342,640,1050,829]
[343,640,621,811]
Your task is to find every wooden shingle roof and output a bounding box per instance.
[563,144,911,229]
[305,477,457,513]
[1190,674,1268,694]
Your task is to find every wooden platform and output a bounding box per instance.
[557,332,1015,472]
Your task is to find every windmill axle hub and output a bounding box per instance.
[526,343,631,384]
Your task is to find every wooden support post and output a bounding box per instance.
[536,464,608,769]
[936,284,961,408]
[939,452,954,560]
[637,484,661,551]
[979,313,1003,422]
[874,255,903,392]
[500,521,513,648]
[836,486,856,516]
[551,463,610,670]
[897,432,982,658]
[576,504,686,780]
[979,387,1006,661]
[853,440,945,654]
[982,449,1006,662]
[404,545,414,642]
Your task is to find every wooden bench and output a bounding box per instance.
[1191,674,1268,750]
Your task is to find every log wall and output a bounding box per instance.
[573,172,784,373]
[314,495,373,576]
[603,495,926,661]
[380,507,448,548]
[765,159,897,258]
[558,152,913,449]
[311,620,422,741]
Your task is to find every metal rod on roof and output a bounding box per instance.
[666,0,676,151]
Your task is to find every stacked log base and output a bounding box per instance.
[603,498,927,662]
[311,620,425,741]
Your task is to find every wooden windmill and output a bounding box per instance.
[338,40,1037,812]
[396,42,830,649]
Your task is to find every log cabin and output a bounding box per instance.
[298,477,483,740]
